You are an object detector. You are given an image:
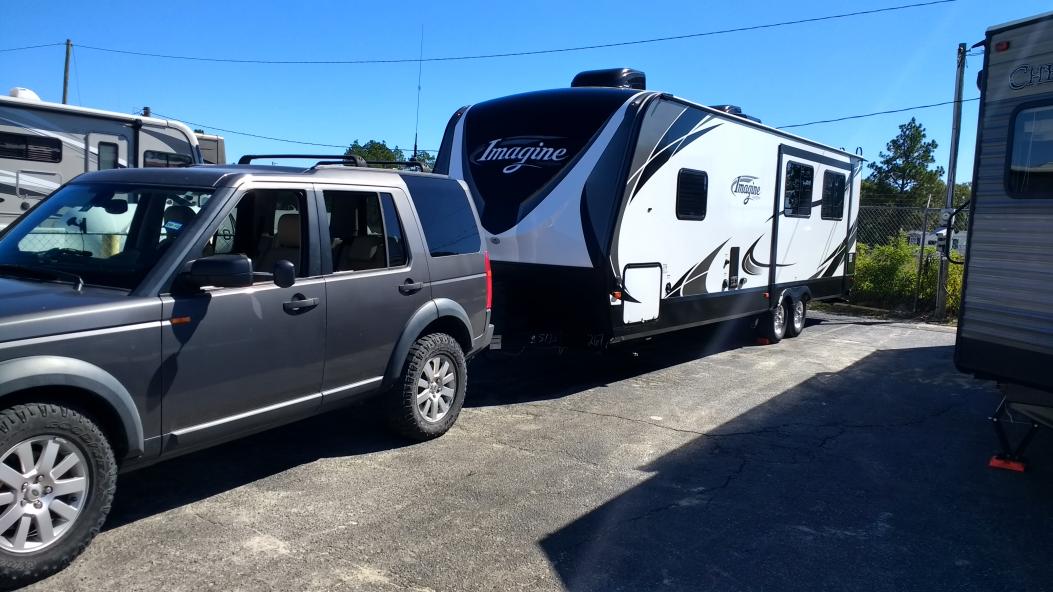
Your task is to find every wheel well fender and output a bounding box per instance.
[0,356,144,458]
[774,286,812,308]
[381,300,473,391]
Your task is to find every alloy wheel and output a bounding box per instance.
[0,435,89,554]
[416,355,457,423]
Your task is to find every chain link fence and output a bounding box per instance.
[853,205,968,316]
[17,231,129,257]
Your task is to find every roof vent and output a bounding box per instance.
[709,104,761,124]
[571,68,646,90]
[8,87,41,100]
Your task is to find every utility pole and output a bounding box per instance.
[62,39,72,104]
[935,42,967,320]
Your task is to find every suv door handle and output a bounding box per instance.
[283,294,319,313]
[398,280,424,295]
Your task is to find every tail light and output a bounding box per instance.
[484,251,493,310]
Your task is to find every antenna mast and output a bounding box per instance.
[413,25,424,161]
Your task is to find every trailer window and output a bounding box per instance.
[676,169,708,220]
[144,150,193,168]
[0,132,62,163]
[784,162,814,217]
[821,171,845,220]
[98,142,119,170]
[1008,103,1053,197]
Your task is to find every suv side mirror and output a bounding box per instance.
[187,254,254,288]
[272,260,296,289]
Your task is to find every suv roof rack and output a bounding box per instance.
[236,154,426,172]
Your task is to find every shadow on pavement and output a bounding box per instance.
[538,344,1053,592]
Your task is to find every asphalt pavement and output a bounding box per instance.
[28,312,1053,592]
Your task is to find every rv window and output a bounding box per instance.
[0,132,62,163]
[1008,103,1053,197]
[403,177,481,257]
[821,171,845,220]
[784,162,814,218]
[676,169,708,220]
[144,150,193,168]
[98,142,119,170]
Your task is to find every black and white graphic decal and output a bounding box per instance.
[469,136,571,174]
[627,111,722,199]
[666,240,729,297]
[743,236,793,276]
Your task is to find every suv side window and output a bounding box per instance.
[402,176,481,257]
[325,190,407,271]
[198,188,309,278]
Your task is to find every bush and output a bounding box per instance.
[850,234,963,316]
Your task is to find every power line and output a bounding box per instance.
[75,1,956,65]
[151,111,439,151]
[777,97,980,129]
[0,42,64,53]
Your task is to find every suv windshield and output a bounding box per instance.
[0,183,214,291]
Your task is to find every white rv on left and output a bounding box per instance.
[0,88,203,228]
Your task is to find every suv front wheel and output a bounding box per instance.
[386,333,468,441]
[0,403,117,589]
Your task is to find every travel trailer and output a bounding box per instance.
[195,132,227,164]
[435,68,863,349]
[955,11,1053,469]
[0,88,202,227]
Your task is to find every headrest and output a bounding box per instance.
[347,237,378,260]
[276,214,301,248]
[162,205,197,235]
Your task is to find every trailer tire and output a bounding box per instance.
[758,300,789,344]
[785,298,807,338]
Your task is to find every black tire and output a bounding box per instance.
[385,333,468,441]
[757,299,789,344]
[0,403,117,590]
[785,298,807,338]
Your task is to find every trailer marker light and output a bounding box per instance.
[612,290,622,300]
[764,292,770,299]
[995,41,1010,52]
[988,456,1026,472]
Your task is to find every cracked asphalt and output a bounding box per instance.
[28,312,1053,591]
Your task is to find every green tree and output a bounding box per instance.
[344,140,435,171]
[863,117,945,206]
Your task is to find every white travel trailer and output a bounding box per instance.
[0,88,203,228]
[436,68,863,349]
[955,11,1053,469]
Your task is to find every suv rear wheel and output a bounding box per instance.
[0,403,116,589]
[386,333,467,440]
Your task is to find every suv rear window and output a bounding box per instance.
[402,176,481,257]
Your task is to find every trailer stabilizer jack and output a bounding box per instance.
[988,399,1040,473]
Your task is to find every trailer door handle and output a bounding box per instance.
[283,294,319,313]
[398,280,424,295]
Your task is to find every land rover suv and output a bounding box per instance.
[0,159,493,586]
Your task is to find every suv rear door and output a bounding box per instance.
[316,184,431,406]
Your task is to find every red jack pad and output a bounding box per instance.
[755,337,771,346]
[988,456,1026,472]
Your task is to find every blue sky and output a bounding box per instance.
[1,0,1048,185]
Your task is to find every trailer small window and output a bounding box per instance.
[143,150,193,168]
[676,169,708,220]
[98,142,119,170]
[1008,104,1053,197]
[0,132,62,163]
[784,162,814,217]
[821,171,845,220]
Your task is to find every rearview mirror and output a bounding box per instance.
[187,254,253,288]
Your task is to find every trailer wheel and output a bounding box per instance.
[785,299,807,338]
[758,300,789,344]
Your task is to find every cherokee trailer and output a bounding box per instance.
[955,11,1053,470]
[435,68,863,350]
[0,88,203,228]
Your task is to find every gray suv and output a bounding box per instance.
[0,159,492,586]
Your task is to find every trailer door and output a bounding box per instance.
[86,132,128,171]
[623,263,662,323]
